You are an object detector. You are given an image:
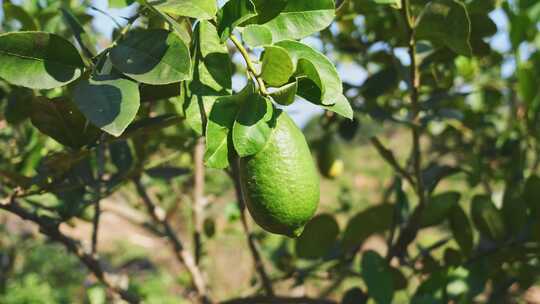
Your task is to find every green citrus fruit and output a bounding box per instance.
[239,111,320,237]
[317,134,344,179]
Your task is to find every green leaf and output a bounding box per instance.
[110,140,134,174]
[243,0,288,24]
[416,0,472,56]
[61,8,96,59]
[361,251,394,304]
[185,21,233,134]
[217,0,257,41]
[109,0,135,8]
[3,3,38,30]
[232,95,274,157]
[0,32,85,89]
[205,84,254,168]
[30,97,101,148]
[242,24,273,47]
[470,195,507,242]
[321,94,353,119]
[295,214,340,259]
[245,0,335,43]
[420,192,461,228]
[153,0,218,20]
[146,5,193,43]
[361,67,399,99]
[276,40,344,105]
[72,74,140,137]
[449,206,474,256]
[270,81,298,106]
[261,45,294,87]
[342,204,393,251]
[204,97,239,169]
[110,29,191,85]
[4,88,33,125]
[140,82,182,102]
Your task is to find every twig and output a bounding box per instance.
[387,0,427,261]
[89,5,123,28]
[220,296,337,304]
[370,137,415,187]
[91,195,101,255]
[133,178,212,304]
[0,198,140,303]
[92,139,107,254]
[228,161,274,296]
[193,138,206,265]
[229,35,269,96]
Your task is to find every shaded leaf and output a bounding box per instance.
[140,82,182,102]
[72,74,140,137]
[0,31,84,89]
[232,95,274,157]
[342,204,394,251]
[185,20,232,134]
[217,0,257,41]
[449,205,474,256]
[5,88,33,125]
[31,97,101,148]
[416,0,472,56]
[244,0,288,24]
[204,96,239,169]
[295,214,340,259]
[361,251,394,304]
[270,81,298,105]
[110,29,191,85]
[61,8,96,58]
[110,140,133,173]
[470,195,507,242]
[421,192,461,228]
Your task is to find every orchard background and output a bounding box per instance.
[1,0,540,303]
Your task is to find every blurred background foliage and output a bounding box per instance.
[1,0,540,303]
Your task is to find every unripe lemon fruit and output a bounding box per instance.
[239,111,320,237]
[318,134,344,179]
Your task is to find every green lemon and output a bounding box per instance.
[317,134,344,179]
[239,111,320,238]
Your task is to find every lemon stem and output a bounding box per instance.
[230,35,269,96]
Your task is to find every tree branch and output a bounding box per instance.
[228,160,274,296]
[193,137,206,265]
[133,178,212,304]
[92,141,106,254]
[387,0,427,261]
[0,197,140,303]
[370,137,415,187]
